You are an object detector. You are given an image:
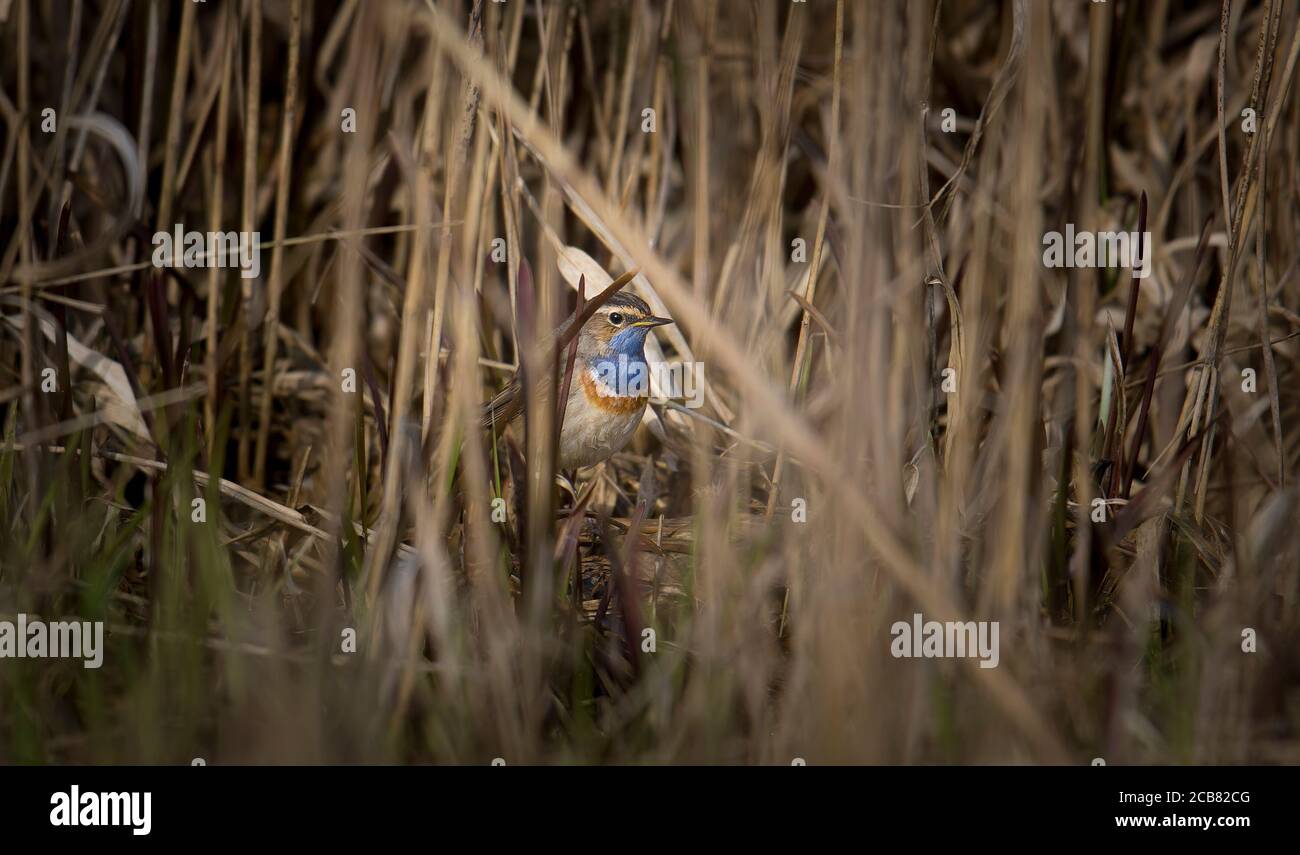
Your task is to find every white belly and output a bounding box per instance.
[559,381,646,469]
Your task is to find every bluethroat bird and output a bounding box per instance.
[482,292,673,469]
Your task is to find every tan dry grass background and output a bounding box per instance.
[1,0,1299,764]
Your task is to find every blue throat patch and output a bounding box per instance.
[587,328,651,396]
[610,326,651,357]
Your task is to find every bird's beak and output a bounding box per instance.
[634,316,674,328]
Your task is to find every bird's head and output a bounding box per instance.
[578,292,673,362]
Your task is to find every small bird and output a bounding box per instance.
[482,292,673,469]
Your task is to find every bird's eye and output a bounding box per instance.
[608,312,624,326]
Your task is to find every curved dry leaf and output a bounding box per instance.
[2,313,149,439]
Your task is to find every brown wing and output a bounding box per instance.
[481,378,524,430]
[481,318,574,430]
